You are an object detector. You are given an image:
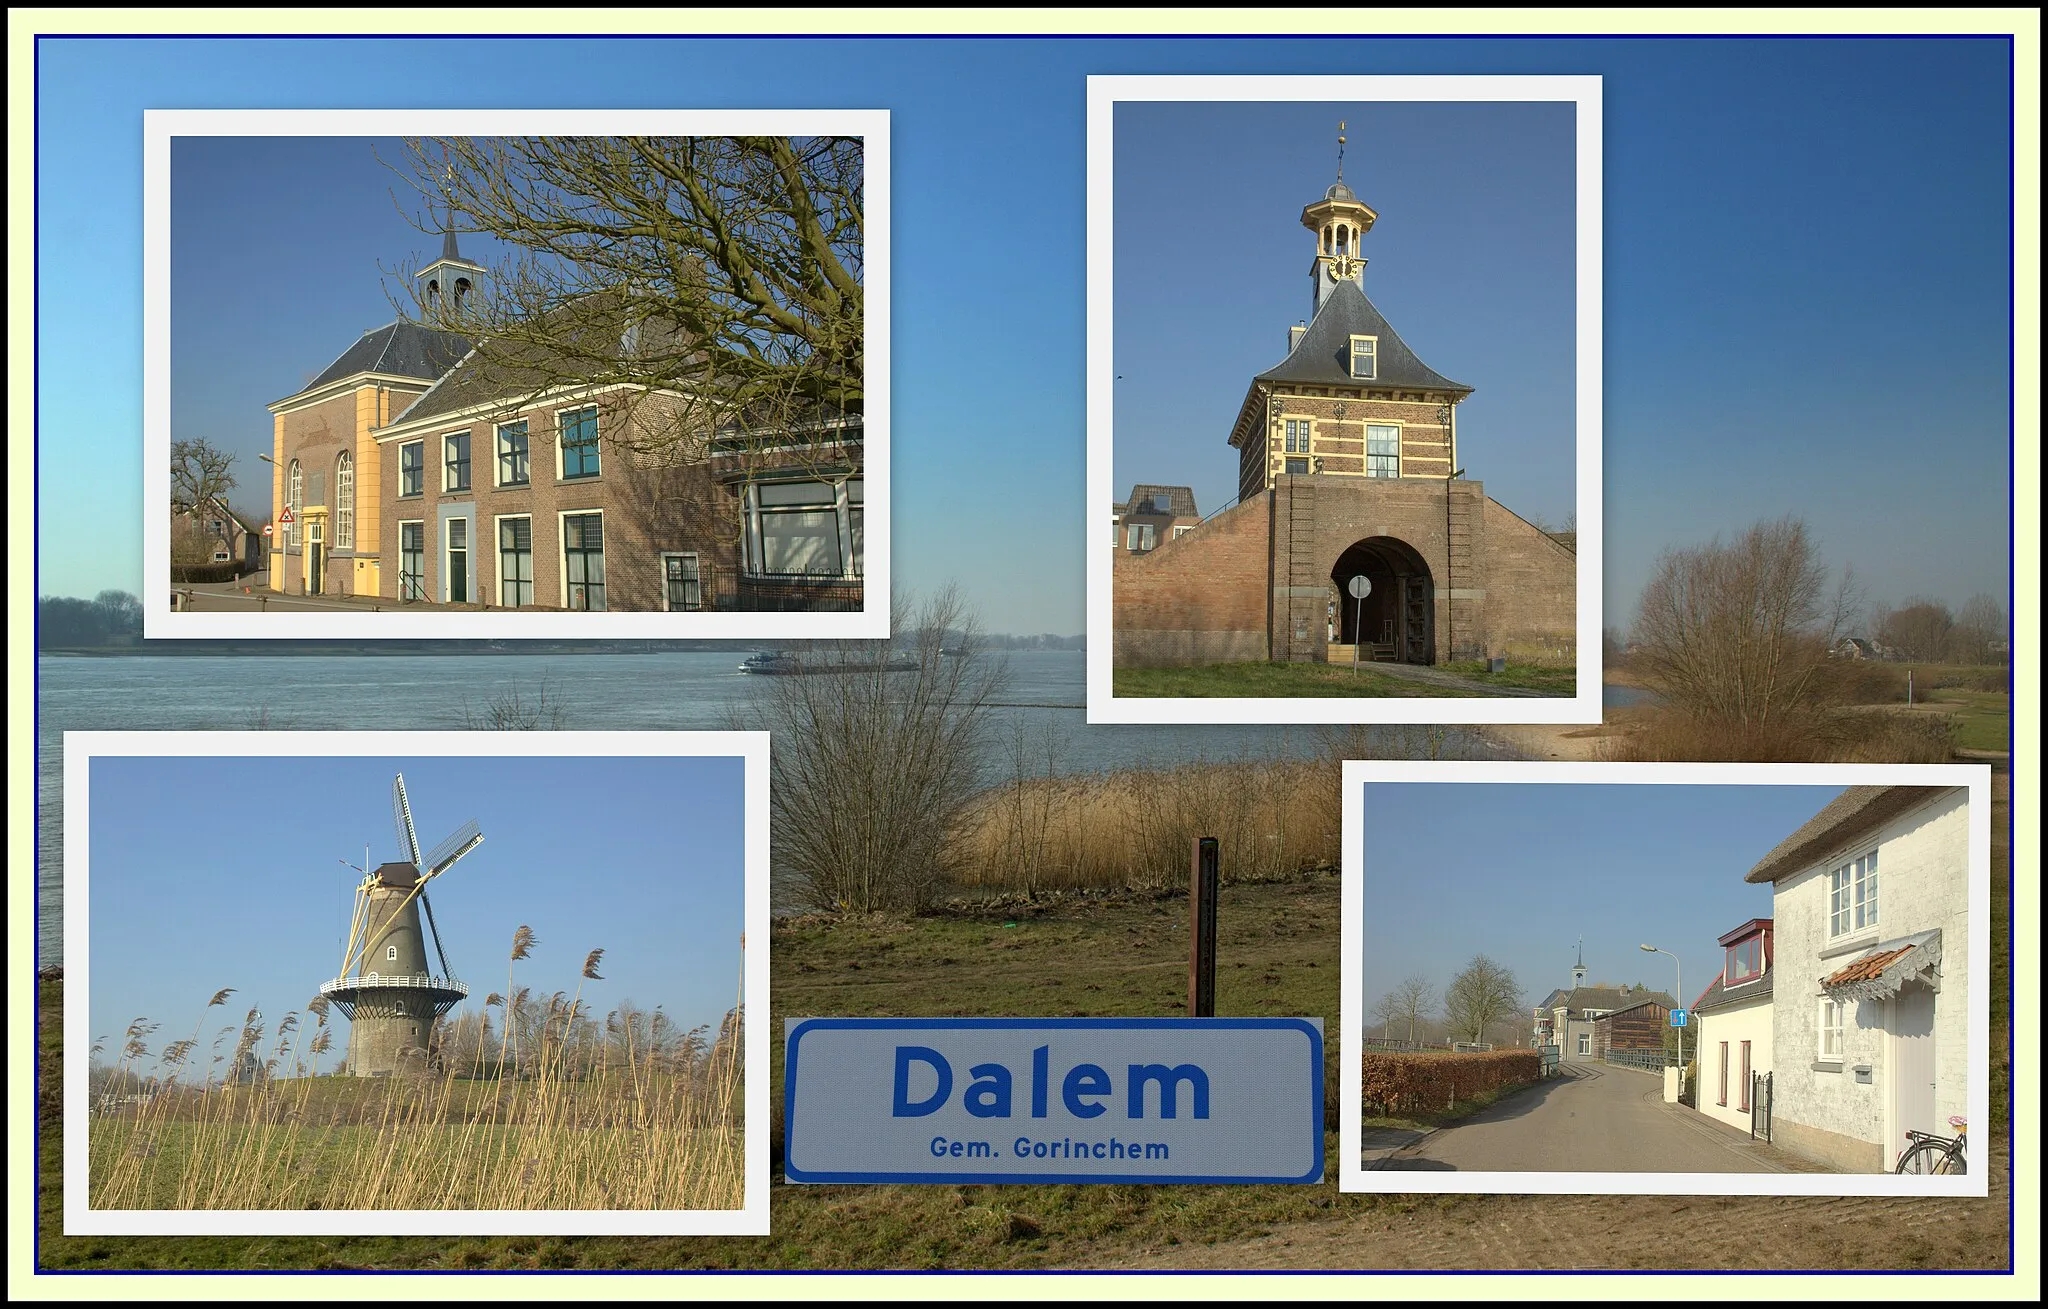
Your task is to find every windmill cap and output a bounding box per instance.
[373,861,420,888]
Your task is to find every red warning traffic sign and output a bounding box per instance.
[278,506,295,526]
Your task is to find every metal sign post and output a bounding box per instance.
[1346,574,1371,673]
[1189,837,1219,1018]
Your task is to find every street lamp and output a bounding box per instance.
[1640,943,1682,1085]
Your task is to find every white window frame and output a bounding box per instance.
[1817,996,1846,1064]
[1172,524,1194,539]
[660,551,704,612]
[1827,849,1880,940]
[1111,515,1121,546]
[558,508,606,611]
[1349,334,1379,380]
[1577,1032,1590,1056]
[398,440,426,498]
[1126,522,1155,551]
[557,405,602,481]
[386,944,398,962]
[443,430,473,493]
[495,514,534,609]
[1366,422,1402,479]
[742,478,859,579]
[1283,417,1313,454]
[495,420,531,488]
[334,450,355,550]
[285,459,303,549]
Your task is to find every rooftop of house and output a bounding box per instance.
[1117,484,1199,519]
[1744,785,1960,884]
[1716,917,1774,947]
[1555,984,1675,1015]
[1256,275,1472,395]
[1692,968,1775,1014]
[293,319,477,398]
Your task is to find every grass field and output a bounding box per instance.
[1115,661,1485,698]
[1930,688,2012,752]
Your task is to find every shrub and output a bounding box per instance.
[1362,1049,1542,1114]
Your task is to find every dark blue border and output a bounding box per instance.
[783,1017,1325,1185]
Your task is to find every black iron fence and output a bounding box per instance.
[1751,1070,1774,1142]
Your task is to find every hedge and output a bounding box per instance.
[1362,1049,1542,1113]
[171,562,243,584]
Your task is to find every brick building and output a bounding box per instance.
[1114,161,1575,668]
[266,230,863,612]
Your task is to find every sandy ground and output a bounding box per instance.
[1479,721,1621,761]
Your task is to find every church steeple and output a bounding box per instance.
[415,206,485,326]
[1300,120,1379,315]
[1571,940,1588,989]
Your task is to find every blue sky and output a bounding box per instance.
[1358,782,1844,1020]
[35,36,2015,637]
[87,754,747,1076]
[1114,100,1577,529]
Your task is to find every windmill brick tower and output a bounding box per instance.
[319,774,481,1077]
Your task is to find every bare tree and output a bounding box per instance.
[1385,975,1435,1044]
[1443,955,1521,1045]
[461,677,568,730]
[1630,517,1857,745]
[170,438,239,567]
[392,135,861,496]
[1951,593,2009,665]
[752,586,1008,913]
[1879,597,1955,663]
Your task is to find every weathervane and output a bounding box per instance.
[1336,120,1347,182]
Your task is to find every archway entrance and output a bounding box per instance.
[1331,537,1434,664]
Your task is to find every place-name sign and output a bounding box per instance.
[783,1017,1323,1184]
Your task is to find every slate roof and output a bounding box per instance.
[1692,971,1774,1014]
[1118,484,1199,518]
[1256,276,1472,394]
[1744,786,1957,884]
[298,320,476,395]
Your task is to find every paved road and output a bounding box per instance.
[1380,1063,1818,1173]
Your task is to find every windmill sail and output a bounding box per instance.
[423,818,484,880]
[392,774,423,867]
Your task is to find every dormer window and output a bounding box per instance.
[1726,935,1766,986]
[1349,335,1378,379]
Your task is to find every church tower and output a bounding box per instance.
[1572,940,1588,990]
[415,218,485,326]
[1300,121,1378,315]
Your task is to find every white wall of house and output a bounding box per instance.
[1695,995,1772,1134]
[1768,789,1969,1171]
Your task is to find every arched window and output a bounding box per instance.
[286,459,303,549]
[387,944,398,961]
[334,451,355,550]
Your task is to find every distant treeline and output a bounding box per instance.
[35,591,1082,654]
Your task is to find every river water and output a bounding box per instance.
[34,649,1549,963]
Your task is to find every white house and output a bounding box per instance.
[1744,786,1969,1172]
[1691,917,1775,1136]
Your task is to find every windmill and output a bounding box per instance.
[318,774,483,1077]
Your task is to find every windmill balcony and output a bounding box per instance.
[319,972,469,998]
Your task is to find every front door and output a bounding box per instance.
[306,518,325,594]
[1889,982,1937,1165]
[444,517,469,604]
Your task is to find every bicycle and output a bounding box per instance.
[1895,1115,1967,1174]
